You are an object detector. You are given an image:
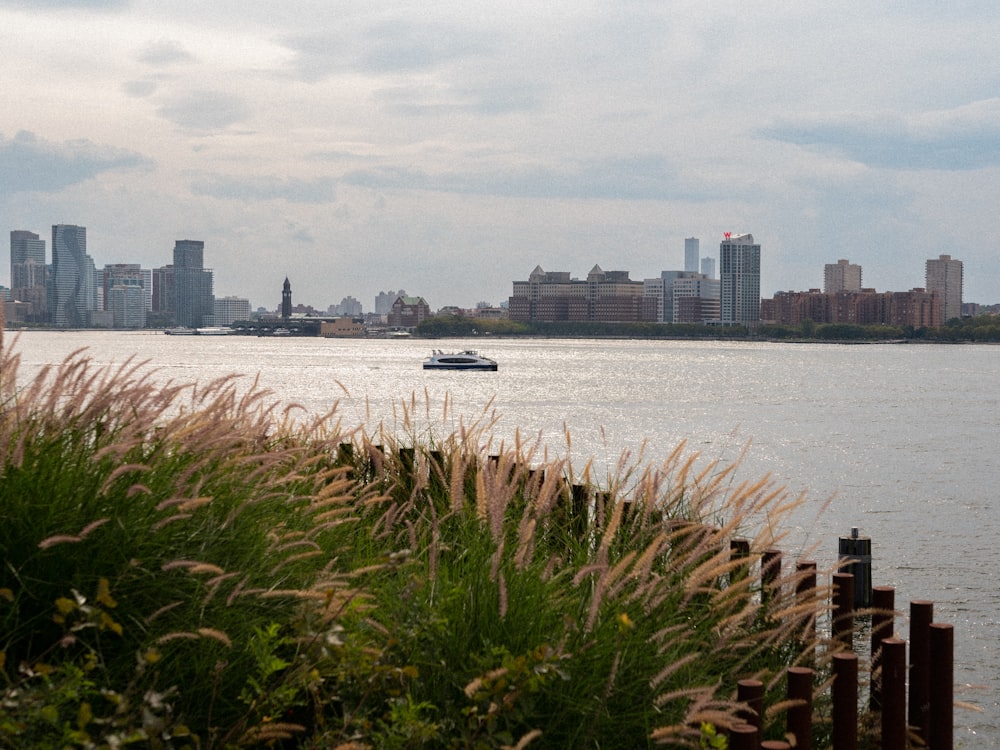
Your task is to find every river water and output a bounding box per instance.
[7,330,999,743]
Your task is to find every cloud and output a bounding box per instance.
[375,78,543,117]
[344,154,703,201]
[0,130,150,195]
[122,79,158,98]
[157,91,252,130]
[191,175,336,204]
[139,39,194,66]
[0,0,128,8]
[760,99,1000,171]
[284,18,496,81]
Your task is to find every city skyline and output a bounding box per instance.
[1,3,998,310]
[3,224,979,317]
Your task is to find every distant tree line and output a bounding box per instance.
[415,313,1000,342]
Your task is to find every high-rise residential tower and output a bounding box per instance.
[824,259,862,293]
[51,224,96,327]
[719,232,761,325]
[684,237,700,273]
[173,240,213,327]
[925,254,963,324]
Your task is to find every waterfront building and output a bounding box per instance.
[643,278,666,321]
[672,274,721,324]
[824,259,862,293]
[213,296,251,325]
[765,288,940,328]
[719,233,761,325]
[657,270,715,323]
[510,265,656,323]
[51,224,97,327]
[102,264,146,328]
[701,257,715,279]
[173,240,214,328]
[388,295,430,328]
[684,237,700,273]
[320,318,365,337]
[925,254,963,324]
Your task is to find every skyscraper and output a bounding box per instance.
[10,230,45,267]
[10,230,48,321]
[719,233,761,325]
[824,259,862,293]
[684,237,700,273]
[925,254,963,324]
[173,240,214,327]
[51,224,96,327]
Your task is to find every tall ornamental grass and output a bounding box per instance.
[0,335,842,749]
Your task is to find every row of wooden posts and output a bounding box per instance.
[727,561,954,750]
[344,444,958,749]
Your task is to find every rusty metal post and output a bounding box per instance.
[832,652,858,750]
[881,638,906,750]
[728,723,758,750]
[869,586,895,710]
[786,667,813,750]
[832,572,855,650]
[737,678,764,733]
[929,623,954,750]
[909,600,934,744]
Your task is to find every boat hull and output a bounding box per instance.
[423,362,498,371]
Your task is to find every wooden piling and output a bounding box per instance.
[832,652,858,750]
[832,572,855,650]
[737,678,764,733]
[795,560,817,647]
[928,623,954,750]
[730,538,751,586]
[869,585,895,710]
[909,600,934,744]
[786,667,813,750]
[762,548,782,607]
[728,723,759,750]
[881,638,906,750]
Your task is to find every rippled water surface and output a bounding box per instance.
[10,331,1000,743]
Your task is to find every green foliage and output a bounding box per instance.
[0,341,841,748]
[699,722,728,749]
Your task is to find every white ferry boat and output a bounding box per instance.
[422,350,498,371]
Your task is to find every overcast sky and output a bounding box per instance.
[2,1,998,311]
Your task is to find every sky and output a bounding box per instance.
[2,0,999,311]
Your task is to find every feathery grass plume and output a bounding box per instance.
[1,336,853,748]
